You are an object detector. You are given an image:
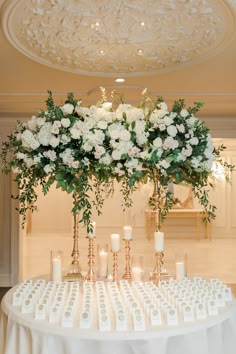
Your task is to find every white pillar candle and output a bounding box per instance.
[98,249,108,277]
[131,267,143,281]
[176,261,185,281]
[88,221,96,238]
[154,231,164,252]
[111,233,120,252]
[52,256,62,282]
[123,225,132,240]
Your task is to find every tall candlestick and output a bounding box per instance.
[123,225,132,240]
[154,231,164,252]
[111,233,120,252]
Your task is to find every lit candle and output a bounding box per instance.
[123,225,132,240]
[176,262,185,281]
[52,256,62,282]
[88,221,96,238]
[111,233,120,252]
[131,267,143,281]
[98,248,108,277]
[154,231,164,252]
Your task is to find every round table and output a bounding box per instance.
[1,285,236,354]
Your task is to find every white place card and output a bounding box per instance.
[61,310,74,327]
[115,311,128,331]
[166,308,178,325]
[222,287,233,301]
[207,299,218,316]
[183,305,194,322]
[150,307,162,326]
[35,303,47,320]
[195,303,207,320]
[215,292,225,307]
[79,311,93,329]
[98,312,111,332]
[13,291,23,306]
[132,312,146,331]
[22,298,34,314]
[49,306,60,323]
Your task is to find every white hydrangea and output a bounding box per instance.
[21,130,40,150]
[189,137,199,145]
[112,149,122,160]
[99,153,112,165]
[43,150,57,161]
[51,121,61,134]
[94,146,106,159]
[158,102,168,111]
[176,124,185,133]
[61,134,71,145]
[49,136,60,148]
[160,160,170,169]
[120,130,131,142]
[44,164,54,174]
[97,120,108,130]
[159,124,166,131]
[125,107,144,124]
[182,144,193,157]
[163,116,173,126]
[16,152,26,160]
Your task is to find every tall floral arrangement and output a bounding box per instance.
[0,90,233,231]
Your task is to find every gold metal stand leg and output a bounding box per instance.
[122,240,132,281]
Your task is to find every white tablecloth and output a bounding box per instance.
[1,287,236,354]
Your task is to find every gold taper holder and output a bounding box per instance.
[85,237,96,282]
[112,251,119,282]
[122,239,132,280]
[149,251,164,285]
[64,195,84,281]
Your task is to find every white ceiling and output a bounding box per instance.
[0,0,236,121]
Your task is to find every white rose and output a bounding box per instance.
[16,152,26,160]
[163,116,173,126]
[71,161,79,169]
[182,145,193,157]
[97,120,108,130]
[189,137,199,145]
[153,137,162,148]
[158,102,168,111]
[60,103,74,115]
[167,125,178,137]
[49,136,60,148]
[110,130,120,140]
[159,124,166,131]
[43,164,54,174]
[61,118,71,128]
[120,130,131,142]
[112,149,121,160]
[160,160,170,169]
[177,124,185,133]
[82,142,93,152]
[102,102,112,110]
[180,109,189,118]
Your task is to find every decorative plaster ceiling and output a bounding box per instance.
[1,0,236,77]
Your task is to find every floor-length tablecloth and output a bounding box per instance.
[1,287,236,354]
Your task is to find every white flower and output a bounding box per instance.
[163,116,173,126]
[61,118,71,128]
[49,136,60,148]
[61,134,71,144]
[60,103,74,115]
[189,137,199,145]
[186,116,197,127]
[125,107,144,124]
[99,153,112,165]
[167,125,178,137]
[71,161,79,169]
[159,124,166,131]
[160,160,170,169]
[180,109,189,118]
[51,121,61,134]
[163,137,179,150]
[176,124,185,133]
[16,152,26,160]
[97,120,108,130]
[182,144,193,157]
[44,164,54,174]
[120,130,131,142]
[94,146,105,159]
[102,102,112,110]
[43,150,57,161]
[158,102,168,111]
[153,137,162,148]
[112,149,122,160]
[24,157,35,168]
[82,142,93,152]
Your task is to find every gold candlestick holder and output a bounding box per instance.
[122,239,132,281]
[85,237,96,282]
[112,251,119,282]
[149,251,164,285]
[64,195,84,281]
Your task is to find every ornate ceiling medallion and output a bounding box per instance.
[1,0,235,77]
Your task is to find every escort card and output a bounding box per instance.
[195,303,207,320]
[150,307,162,326]
[13,291,23,306]
[79,311,93,329]
[61,310,74,327]
[22,298,34,314]
[183,305,194,322]
[35,303,47,320]
[132,311,146,331]
[207,299,218,316]
[166,308,178,325]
